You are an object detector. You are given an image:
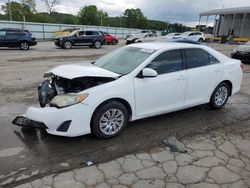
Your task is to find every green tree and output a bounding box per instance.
[21,0,36,13]
[78,5,98,25]
[123,8,148,29]
[77,5,109,26]
[1,2,33,21]
[97,10,109,26]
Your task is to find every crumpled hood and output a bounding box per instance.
[236,45,250,52]
[45,62,120,79]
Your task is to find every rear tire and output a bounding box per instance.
[92,101,129,139]
[209,82,229,109]
[20,41,30,50]
[94,41,102,49]
[111,40,117,45]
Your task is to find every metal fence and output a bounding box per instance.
[0,20,141,41]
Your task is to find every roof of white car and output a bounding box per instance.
[129,42,201,51]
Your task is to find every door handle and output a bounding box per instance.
[177,75,186,81]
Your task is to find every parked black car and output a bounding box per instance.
[231,41,250,63]
[55,30,105,49]
[0,28,37,50]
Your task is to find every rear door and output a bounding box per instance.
[183,48,223,107]
[85,31,96,44]
[6,30,19,46]
[134,49,187,117]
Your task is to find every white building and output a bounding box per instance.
[200,6,250,38]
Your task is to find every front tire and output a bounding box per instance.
[111,40,117,45]
[92,101,129,139]
[198,38,203,43]
[63,41,72,49]
[20,41,30,50]
[209,82,229,109]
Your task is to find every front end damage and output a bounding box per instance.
[12,64,118,136]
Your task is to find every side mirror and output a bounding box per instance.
[142,68,158,78]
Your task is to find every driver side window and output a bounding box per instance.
[78,31,85,36]
[147,50,183,75]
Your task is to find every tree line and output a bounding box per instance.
[0,1,190,32]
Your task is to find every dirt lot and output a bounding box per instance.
[0,41,250,187]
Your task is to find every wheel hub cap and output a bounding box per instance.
[99,109,124,135]
[214,86,228,106]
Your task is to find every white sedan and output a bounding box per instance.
[13,42,243,138]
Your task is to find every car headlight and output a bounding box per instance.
[59,38,63,41]
[50,93,88,108]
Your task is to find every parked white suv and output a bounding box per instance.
[180,31,206,43]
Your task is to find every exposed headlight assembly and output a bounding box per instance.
[50,93,88,108]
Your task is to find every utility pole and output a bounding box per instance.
[101,12,103,26]
[8,0,12,21]
[101,15,102,26]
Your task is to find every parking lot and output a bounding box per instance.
[0,41,250,187]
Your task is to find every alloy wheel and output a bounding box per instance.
[214,86,228,106]
[20,42,29,50]
[99,108,125,136]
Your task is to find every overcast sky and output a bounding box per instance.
[1,0,250,26]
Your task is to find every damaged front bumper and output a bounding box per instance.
[12,103,94,137]
[12,115,48,129]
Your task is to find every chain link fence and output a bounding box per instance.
[0,20,141,41]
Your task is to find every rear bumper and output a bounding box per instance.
[231,53,250,61]
[30,41,37,46]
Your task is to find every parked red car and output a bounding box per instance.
[101,32,119,45]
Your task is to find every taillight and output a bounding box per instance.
[240,63,244,70]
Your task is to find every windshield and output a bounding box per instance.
[94,47,155,75]
[69,30,79,36]
[181,32,191,37]
[245,41,250,45]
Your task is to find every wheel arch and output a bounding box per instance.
[19,40,29,44]
[90,98,133,130]
[221,80,233,96]
[211,80,233,98]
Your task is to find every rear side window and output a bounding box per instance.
[0,31,6,36]
[147,50,183,74]
[209,54,220,64]
[85,31,93,35]
[6,30,18,35]
[92,31,100,35]
[185,49,210,69]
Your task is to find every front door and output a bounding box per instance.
[73,31,87,45]
[134,49,187,117]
